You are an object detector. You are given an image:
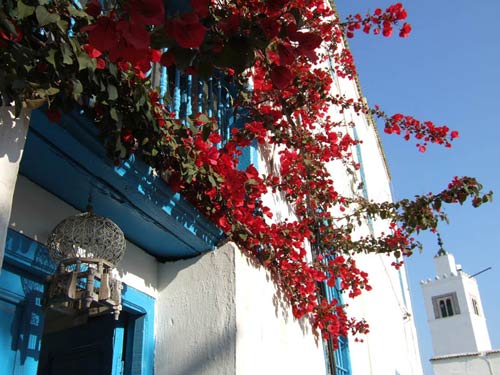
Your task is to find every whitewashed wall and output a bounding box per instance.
[320,47,423,375]
[432,350,500,375]
[8,173,326,375]
[0,107,31,270]
[155,241,327,375]
[155,243,236,375]
[248,58,424,373]
[341,82,423,375]
[4,42,425,375]
[421,269,492,356]
[234,248,326,375]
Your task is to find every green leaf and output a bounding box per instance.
[68,38,80,54]
[71,79,83,101]
[77,53,96,71]
[35,6,60,26]
[115,138,127,159]
[56,19,69,33]
[208,174,216,186]
[0,19,16,38]
[25,98,46,109]
[108,63,118,78]
[68,6,90,19]
[110,108,119,122]
[195,113,210,124]
[61,43,73,65]
[107,84,118,100]
[45,87,60,96]
[246,178,258,185]
[17,1,35,19]
[46,49,57,67]
[152,148,158,157]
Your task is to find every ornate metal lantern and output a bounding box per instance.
[43,211,126,320]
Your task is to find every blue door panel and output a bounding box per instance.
[0,265,44,375]
[38,314,115,375]
[0,298,19,375]
[1,230,155,375]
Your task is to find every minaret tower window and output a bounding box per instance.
[432,293,460,319]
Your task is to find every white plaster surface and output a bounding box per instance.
[325,58,423,375]
[155,241,327,375]
[432,350,500,375]
[234,248,326,375]
[435,253,457,276]
[422,262,492,356]
[346,253,423,375]
[2,25,425,375]
[0,107,30,270]
[8,175,158,298]
[249,48,423,374]
[155,243,236,375]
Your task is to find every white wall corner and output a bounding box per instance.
[155,242,237,375]
[0,107,31,270]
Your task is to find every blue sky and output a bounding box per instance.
[335,0,500,373]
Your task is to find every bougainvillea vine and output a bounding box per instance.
[0,0,492,346]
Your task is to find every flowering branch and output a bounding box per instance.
[0,0,492,346]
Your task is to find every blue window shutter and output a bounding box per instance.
[322,278,352,375]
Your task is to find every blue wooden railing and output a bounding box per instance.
[153,64,238,145]
[152,63,258,169]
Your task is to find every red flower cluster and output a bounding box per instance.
[344,3,411,39]
[83,0,164,70]
[372,109,460,151]
[57,0,490,346]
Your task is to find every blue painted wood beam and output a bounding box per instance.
[20,110,224,260]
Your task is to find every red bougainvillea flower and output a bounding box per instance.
[0,19,22,47]
[277,44,295,66]
[83,44,101,58]
[96,58,106,69]
[85,0,101,18]
[165,13,207,49]
[160,50,176,67]
[293,32,323,61]
[191,0,210,18]
[270,65,293,90]
[399,23,412,38]
[150,49,162,63]
[126,0,165,26]
[83,16,118,53]
[115,20,150,51]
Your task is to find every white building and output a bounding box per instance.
[0,5,423,375]
[421,240,497,375]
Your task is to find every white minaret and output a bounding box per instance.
[421,235,492,356]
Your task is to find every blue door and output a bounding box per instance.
[1,230,155,375]
[0,263,45,375]
[37,314,116,375]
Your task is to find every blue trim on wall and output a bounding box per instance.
[21,109,224,260]
[2,229,156,375]
[122,285,156,375]
[323,278,353,375]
